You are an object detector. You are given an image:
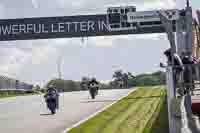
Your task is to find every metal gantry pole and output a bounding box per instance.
[57,55,63,80]
[166,67,177,133]
[176,14,186,56]
[57,55,64,111]
[157,10,178,133]
[157,9,177,94]
[185,0,193,57]
[160,1,194,132]
[184,0,193,118]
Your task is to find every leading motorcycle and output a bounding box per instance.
[88,83,99,99]
[44,92,58,114]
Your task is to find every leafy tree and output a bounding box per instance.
[35,85,41,91]
[113,70,123,80]
[132,71,166,86]
[46,79,81,92]
[112,70,133,88]
[122,73,129,88]
[111,70,165,88]
[80,77,90,90]
[128,72,135,79]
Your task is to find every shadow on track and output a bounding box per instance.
[40,113,53,116]
[81,100,116,103]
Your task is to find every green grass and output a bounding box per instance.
[146,97,169,133]
[68,86,169,133]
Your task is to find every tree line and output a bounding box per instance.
[106,70,165,89]
[38,70,166,92]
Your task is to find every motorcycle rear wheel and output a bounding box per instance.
[51,109,56,114]
[92,91,96,99]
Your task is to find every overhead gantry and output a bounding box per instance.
[0,2,196,133]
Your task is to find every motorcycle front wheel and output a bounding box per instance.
[51,109,56,114]
[90,90,95,99]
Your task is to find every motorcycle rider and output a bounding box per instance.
[163,48,184,96]
[181,52,195,95]
[88,78,99,98]
[44,85,59,110]
[164,49,183,83]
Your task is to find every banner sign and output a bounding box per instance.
[0,14,168,41]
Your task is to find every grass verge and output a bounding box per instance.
[68,86,168,133]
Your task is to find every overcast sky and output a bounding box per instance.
[0,0,199,86]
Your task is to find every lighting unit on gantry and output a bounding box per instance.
[107,6,136,31]
[107,6,180,32]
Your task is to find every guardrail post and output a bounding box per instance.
[166,66,176,133]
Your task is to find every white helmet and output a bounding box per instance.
[48,84,54,88]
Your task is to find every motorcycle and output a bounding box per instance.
[44,93,58,114]
[89,84,99,99]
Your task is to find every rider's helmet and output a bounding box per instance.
[48,84,55,90]
[91,77,96,82]
[47,84,56,93]
[48,84,54,88]
[164,48,171,56]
